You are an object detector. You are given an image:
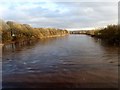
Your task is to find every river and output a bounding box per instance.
[2,35,118,88]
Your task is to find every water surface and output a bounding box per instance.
[2,35,118,88]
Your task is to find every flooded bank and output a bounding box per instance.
[2,35,118,88]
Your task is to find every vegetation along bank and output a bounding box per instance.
[0,19,69,44]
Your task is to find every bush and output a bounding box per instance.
[1,20,69,43]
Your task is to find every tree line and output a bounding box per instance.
[0,20,69,44]
[86,25,120,44]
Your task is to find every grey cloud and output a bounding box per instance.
[2,2,117,30]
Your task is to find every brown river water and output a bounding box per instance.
[2,35,119,88]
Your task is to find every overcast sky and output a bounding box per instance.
[0,0,118,30]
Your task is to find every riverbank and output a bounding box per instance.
[70,25,120,45]
[0,19,69,44]
[86,25,120,45]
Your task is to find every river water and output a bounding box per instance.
[2,35,118,88]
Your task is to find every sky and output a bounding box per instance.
[0,0,118,30]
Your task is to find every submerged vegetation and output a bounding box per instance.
[0,20,69,44]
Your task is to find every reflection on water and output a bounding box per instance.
[2,35,118,88]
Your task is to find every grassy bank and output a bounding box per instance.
[0,20,69,44]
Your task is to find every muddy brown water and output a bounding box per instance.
[2,35,118,88]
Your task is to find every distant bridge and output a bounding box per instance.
[70,30,96,36]
[70,30,88,34]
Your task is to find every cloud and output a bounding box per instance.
[0,1,118,30]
